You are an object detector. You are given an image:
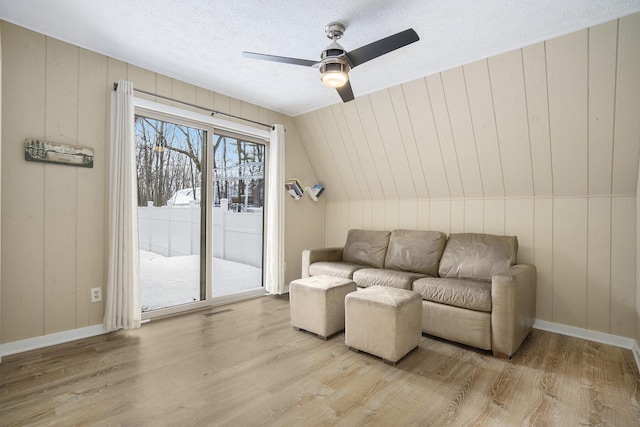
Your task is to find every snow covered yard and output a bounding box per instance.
[139,249,263,311]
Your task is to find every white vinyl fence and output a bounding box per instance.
[138,199,263,268]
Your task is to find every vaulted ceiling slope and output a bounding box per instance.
[1,1,639,116]
[294,14,640,202]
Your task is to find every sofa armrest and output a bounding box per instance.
[491,264,537,358]
[301,247,344,278]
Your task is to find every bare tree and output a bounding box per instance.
[135,117,265,208]
[135,116,204,206]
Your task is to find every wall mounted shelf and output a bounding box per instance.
[285,179,324,201]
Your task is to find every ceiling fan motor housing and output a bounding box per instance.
[319,35,350,87]
[321,43,350,68]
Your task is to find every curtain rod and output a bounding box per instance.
[113,83,274,130]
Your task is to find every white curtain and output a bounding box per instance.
[104,80,141,331]
[265,124,286,294]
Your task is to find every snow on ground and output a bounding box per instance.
[139,249,262,312]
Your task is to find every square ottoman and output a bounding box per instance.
[289,275,357,340]
[345,286,422,365]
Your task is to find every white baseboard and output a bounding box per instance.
[533,319,640,372]
[0,324,107,363]
[633,341,640,373]
[533,319,635,348]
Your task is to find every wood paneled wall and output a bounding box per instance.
[637,166,640,345]
[0,28,2,347]
[0,21,324,344]
[294,14,640,338]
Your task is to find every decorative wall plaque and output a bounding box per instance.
[25,139,94,168]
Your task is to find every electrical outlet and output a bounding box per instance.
[91,287,102,303]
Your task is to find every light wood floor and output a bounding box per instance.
[1,295,639,426]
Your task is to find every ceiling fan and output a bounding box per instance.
[242,23,419,103]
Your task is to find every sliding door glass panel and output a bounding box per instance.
[212,132,264,297]
[135,115,206,312]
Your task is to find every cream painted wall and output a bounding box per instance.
[637,162,640,345]
[294,14,640,338]
[0,21,324,344]
[0,27,3,346]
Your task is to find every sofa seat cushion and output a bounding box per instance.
[342,229,391,269]
[421,300,491,350]
[309,262,366,279]
[438,233,518,282]
[412,277,492,312]
[353,268,428,290]
[384,229,447,276]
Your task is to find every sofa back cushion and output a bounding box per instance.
[438,233,518,282]
[342,229,391,269]
[384,230,447,276]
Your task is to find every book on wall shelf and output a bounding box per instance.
[285,179,304,200]
[308,184,325,201]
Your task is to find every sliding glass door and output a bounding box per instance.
[134,108,266,317]
[212,132,264,297]
[135,113,207,315]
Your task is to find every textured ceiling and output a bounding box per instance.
[1,0,639,116]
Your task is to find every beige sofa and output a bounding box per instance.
[301,229,537,359]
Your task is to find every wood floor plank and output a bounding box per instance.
[1,295,639,426]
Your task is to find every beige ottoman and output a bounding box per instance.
[290,275,357,340]
[345,286,422,365]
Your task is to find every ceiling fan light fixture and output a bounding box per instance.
[320,60,349,88]
[242,22,419,103]
[321,70,349,88]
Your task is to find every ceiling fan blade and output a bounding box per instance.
[242,51,317,67]
[336,81,355,103]
[346,28,419,68]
